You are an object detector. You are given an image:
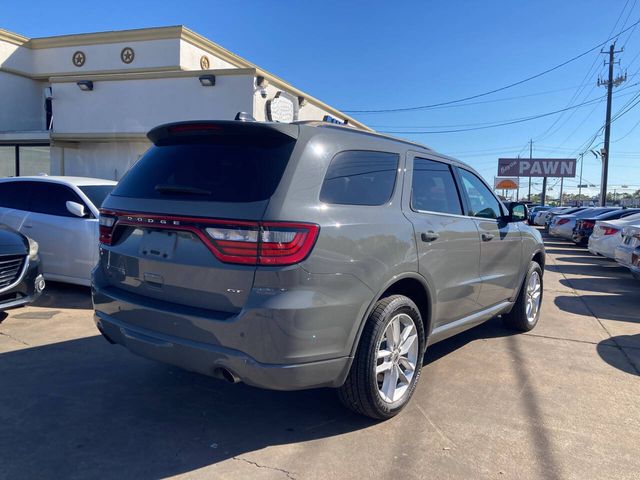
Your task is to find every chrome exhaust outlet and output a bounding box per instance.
[215,367,240,384]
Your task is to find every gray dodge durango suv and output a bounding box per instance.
[92,119,545,419]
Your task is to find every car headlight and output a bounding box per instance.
[28,237,39,260]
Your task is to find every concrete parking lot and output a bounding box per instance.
[1,234,638,480]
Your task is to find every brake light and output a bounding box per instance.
[98,210,319,266]
[204,222,319,265]
[602,227,619,236]
[582,220,595,229]
[99,211,117,245]
[168,124,223,134]
[557,218,570,225]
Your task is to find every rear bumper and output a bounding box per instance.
[95,311,351,390]
[91,266,373,390]
[572,229,592,244]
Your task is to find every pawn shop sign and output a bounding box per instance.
[498,158,577,178]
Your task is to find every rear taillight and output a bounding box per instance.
[582,220,595,229]
[98,210,319,266]
[204,222,319,265]
[557,218,570,225]
[259,223,320,265]
[99,211,117,245]
[602,227,619,236]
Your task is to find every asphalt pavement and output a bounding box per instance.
[0,233,638,480]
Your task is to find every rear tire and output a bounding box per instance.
[502,261,543,332]
[338,295,425,420]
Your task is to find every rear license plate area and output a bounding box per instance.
[138,230,178,260]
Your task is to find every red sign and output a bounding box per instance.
[498,158,576,177]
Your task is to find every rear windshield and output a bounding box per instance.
[111,137,295,203]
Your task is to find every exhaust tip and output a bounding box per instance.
[214,367,240,384]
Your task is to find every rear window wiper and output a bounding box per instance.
[155,184,212,195]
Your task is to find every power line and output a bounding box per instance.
[343,18,640,114]
[378,88,640,134]
[533,2,634,143]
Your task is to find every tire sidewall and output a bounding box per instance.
[367,298,425,416]
[523,262,543,327]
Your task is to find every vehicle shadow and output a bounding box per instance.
[597,335,640,376]
[0,334,373,479]
[0,315,517,479]
[424,315,517,365]
[31,281,92,310]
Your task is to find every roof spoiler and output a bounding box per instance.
[147,119,299,146]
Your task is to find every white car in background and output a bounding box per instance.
[615,224,640,280]
[548,207,616,239]
[588,212,640,259]
[0,176,116,286]
[533,206,568,226]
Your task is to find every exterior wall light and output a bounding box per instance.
[256,76,269,88]
[198,75,216,86]
[298,96,307,107]
[76,80,94,91]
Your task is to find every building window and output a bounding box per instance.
[0,146,16,177]
[0,145,50,178]
[19,146,50,176]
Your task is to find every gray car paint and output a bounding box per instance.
[93,121,545,391]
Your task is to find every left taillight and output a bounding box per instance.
[99,210,117,245]
[602,227,619,236]
[557,218,570,225]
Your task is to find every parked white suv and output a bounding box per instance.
[0,176,116,286]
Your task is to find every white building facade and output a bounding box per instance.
[0,26,369,180]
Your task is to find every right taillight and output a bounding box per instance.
[602,227,619,236]
[557,218,570,225]
[204,222,319,266]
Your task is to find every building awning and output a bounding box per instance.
[0,131,51,145]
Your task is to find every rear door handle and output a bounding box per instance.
[481,233,494,241]
[421,231,440,242]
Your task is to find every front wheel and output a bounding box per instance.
[502,261,543,331]
[338,295,425,420]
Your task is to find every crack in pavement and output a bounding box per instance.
[232,456,297,480]
[0,331,31,347]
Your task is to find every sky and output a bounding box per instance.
[3,0,640,199]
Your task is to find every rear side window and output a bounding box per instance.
[112,136,295,203]
[0,182,30,210]
[30,182,86,217]
[411,158,462,215]
[320,151,399,206]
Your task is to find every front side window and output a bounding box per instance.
[459,169,502,219]
[320,151,399,206]
[0,182,29,210]
[29,182,86,217]
[411,158,462,215]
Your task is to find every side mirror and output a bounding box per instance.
[66,201,87,218]
[508,202,528,222]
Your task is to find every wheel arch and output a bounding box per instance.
[349,272,434,358]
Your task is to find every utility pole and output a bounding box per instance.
[598,43,626,206]
[578,152,584,205]
[559,178,564,206]
[527,139,532,202]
